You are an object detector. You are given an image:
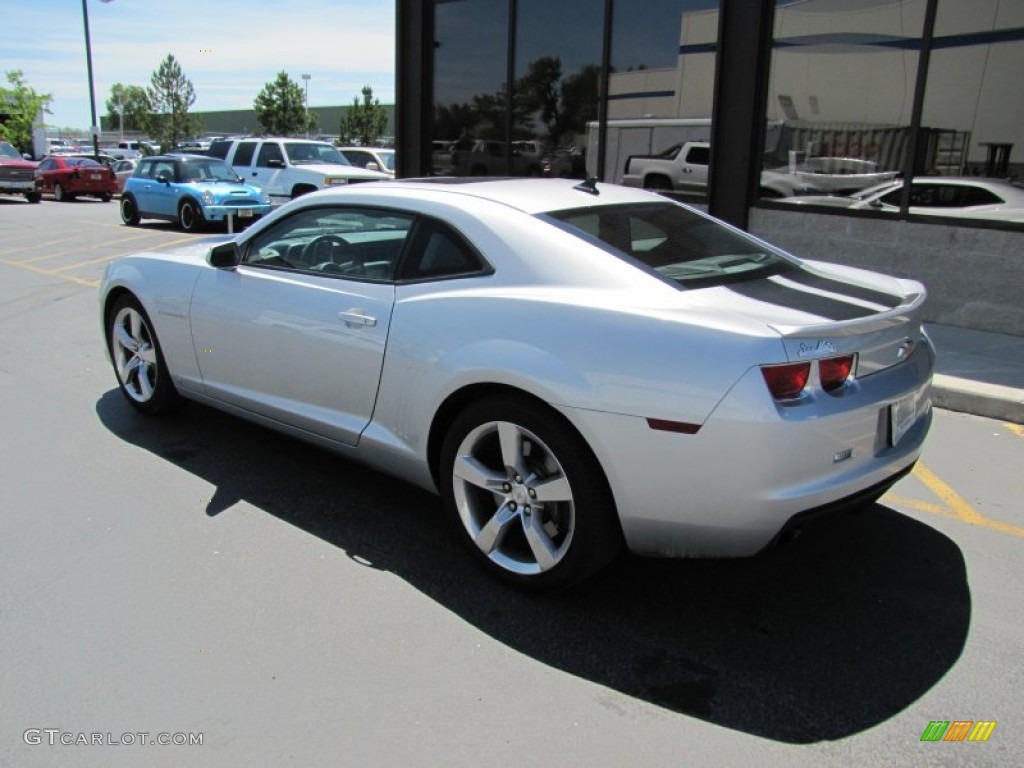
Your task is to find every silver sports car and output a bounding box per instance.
[101,178,934,590]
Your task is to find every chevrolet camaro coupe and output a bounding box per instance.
[100,178,934,590]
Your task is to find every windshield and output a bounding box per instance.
[0,141,22,159]
[284,142,352,166]
[65,157,102,168]
[180,159,242,183]
[545,201,795,288]
[375,150,395,171]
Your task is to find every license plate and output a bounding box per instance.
[237,208,254,218]
[890,392,917,446]
[90,173,102,180]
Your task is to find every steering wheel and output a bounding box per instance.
[303,234,352,266]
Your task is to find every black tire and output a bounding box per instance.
[106,294,183,415]
[179,199,204,232]
[120,195,140,225]
[100,193,112,203]
[25,191,41,203]
[440,394,622,591]
[54,183,74,202]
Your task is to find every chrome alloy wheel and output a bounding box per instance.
[110,305,159,403]
[451,420,576,576]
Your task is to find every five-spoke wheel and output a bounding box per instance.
[107,295,181,414]
[441,395,621,590]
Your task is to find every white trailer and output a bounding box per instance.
[586,118,712,184]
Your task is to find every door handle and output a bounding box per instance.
[338,310,377,328]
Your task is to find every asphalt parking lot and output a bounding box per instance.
[1,198,1022,767]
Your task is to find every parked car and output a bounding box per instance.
[100,178,934,591]
[209,137,388,204]
[338,147,396,177]
[34,155,117,202]
[120,154,272,231]
[112,158,137,195]
[778,177,1024,222]
[0,140,41,202]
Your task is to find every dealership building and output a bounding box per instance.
[395,0,1024,335]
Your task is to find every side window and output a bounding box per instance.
[152,161,176,181]
[207,141,231,160]
[256,143,285,168]
[399,219,486,280]
[684,146,710,165]
[39,159,56,171]
[244,206,415,281]
[232,141,257,167]
[962,186,1003,206]
[134,161,153,179]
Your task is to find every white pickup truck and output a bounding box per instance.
[621,141,817,198]
[618,142,901,199]
[209,138,389,204]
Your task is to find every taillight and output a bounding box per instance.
[761,362,810,400]
[820,354,855,393]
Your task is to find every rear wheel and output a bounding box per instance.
[106,294,183,414]
[643,175,673,191]
[120,195,140,225]
[54,183,73,201]
[440,394,622,591]
[99,193,112,202]
[179,200,204,232]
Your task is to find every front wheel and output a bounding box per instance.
[107,294,183,414]
[25,190,41,203]
[440,394,622,591]
[179,200,204,232]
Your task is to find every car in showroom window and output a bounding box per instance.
[101,178,934,591]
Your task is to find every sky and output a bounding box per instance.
[0,0,397,131]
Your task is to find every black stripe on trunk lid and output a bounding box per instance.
[725,279,878,321]
[783,271,903,308]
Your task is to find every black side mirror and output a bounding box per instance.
[209,241,241,269]
[156,173,171,184]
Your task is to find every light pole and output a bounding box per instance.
[302,74,311,138]
[81,0,115,158]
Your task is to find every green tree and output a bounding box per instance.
[338,86,388,146]
[253,71,308,136]
[146,54,200,150]
[0,70,51,154]
[105,83,152,134]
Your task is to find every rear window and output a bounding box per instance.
[545,201,795,288]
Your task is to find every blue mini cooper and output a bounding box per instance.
[120,154,272,231]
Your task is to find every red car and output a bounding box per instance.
[35,155,117,202]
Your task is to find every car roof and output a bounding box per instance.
[318,177,668,215]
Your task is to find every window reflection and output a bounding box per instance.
[602,1,719,194]
[511,0,602,178]
[432,0,510,176]
[763,0,925,207]
[922,0,1024,182]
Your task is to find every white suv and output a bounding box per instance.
[209,138,389,204]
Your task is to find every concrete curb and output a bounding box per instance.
[931,374,1024,425]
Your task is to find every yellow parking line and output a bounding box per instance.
[1006,423,1024,439]
[0,259,99,288]
[893,463,1024,538]
[0,233,87,257]
[14,231,201,265]
[52,253,126,272]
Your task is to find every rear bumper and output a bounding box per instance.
[560,335,935,558]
